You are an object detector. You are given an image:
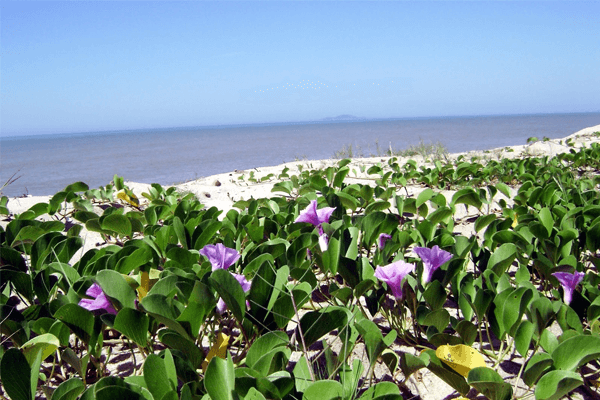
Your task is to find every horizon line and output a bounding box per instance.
[2,110,599,140]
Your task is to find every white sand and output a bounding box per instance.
[2,124,599,399]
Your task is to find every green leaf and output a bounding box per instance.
[416,188,434,208]
[423,280,447,310]
[467,367,512,400]
[540,329,558,354]
[244,387,267,400]
[487,243,517,276]
[321,234,341,275]
[355,319,397,371]
[246,331,289,371]
[21,333,60,365]
[514,320,534,358]
[399,352,427,380]
[538,207,554,237]
[64,182,89,193]
[335,192,360,211]
[551,334,600,371]
[364,200,391,214]
[501,287,533,336]
[452,188,482,209]
[455,320,478,346]
[474,214,496,233]
[299,307,348,347]
[209,268,247,322]
[534,370,583,400]
[143,354,176,400]
[0,348,33,400]
[54,303,97,345]
[292,355,313,393]
[101,213,132,237]
[95,386,146,400]
[204,353,235,400]
[495,182,511,198]
[424,308,451,333]
[50,377,85,400]
[427,206,453,225]
[302,380,343,400]
[158,330,204,369]
[523,352,553,387]
[114,308,149,347]
[96,269,137,310]
[357,382,402,400]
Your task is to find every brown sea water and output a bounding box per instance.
[1,113,599,197]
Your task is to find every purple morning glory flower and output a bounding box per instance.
[374,260,416,300]
[216,273,252,314]
[200,243,240,271]
[414,245,453,285]
[79,283,117,315]
[295,200,335,228]
[552,271,585,305]
[378,233,392,250]
[296,199,336,252]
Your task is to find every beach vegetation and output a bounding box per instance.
[333,139,449,163]
[2,144,600,399]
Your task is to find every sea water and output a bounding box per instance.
[1,112,599,198]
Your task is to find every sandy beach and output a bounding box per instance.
[2,124,599,269]
[2,124,600,399]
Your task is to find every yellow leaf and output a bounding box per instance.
[137,271,150,300]
[512,215,518,228]
[436,344,486,378]
[116,190,139,207]
[202,332,229,372]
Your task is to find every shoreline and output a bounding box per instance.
[3,124,599,219]
[2,123,599,399]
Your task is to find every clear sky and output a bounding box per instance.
[1,1,599,136]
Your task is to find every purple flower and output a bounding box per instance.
[552,271,585,305]
[216,273,252,314]
[295,200,335,227]
[296,199,336,252]
[200,243,240,271]
[374,260,416,300]
[414,245,453,285]
[79,283,117,315]
[378,233,392,250]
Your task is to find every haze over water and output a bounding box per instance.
[1,112,599,198]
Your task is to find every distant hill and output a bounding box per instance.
[321,115,367,122]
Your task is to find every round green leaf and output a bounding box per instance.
[114,308,149,347]
[551,334,600,371]
[534,370,583,400]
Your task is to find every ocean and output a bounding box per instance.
[1,112,599,198]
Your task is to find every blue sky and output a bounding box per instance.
[1,1,599,136]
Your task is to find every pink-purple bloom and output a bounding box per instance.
[295,200,336,227]
[296,199,336,252]
[200,243,240,271]
[414,245,453,285]
[552,271,585,305]
[378,233,392,250]
[216,273,252,314]
[374,261,416,300]
[79,283,117,315]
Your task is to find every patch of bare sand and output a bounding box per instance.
[3,125,599,399]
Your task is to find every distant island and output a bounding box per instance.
[321,114,367,122]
